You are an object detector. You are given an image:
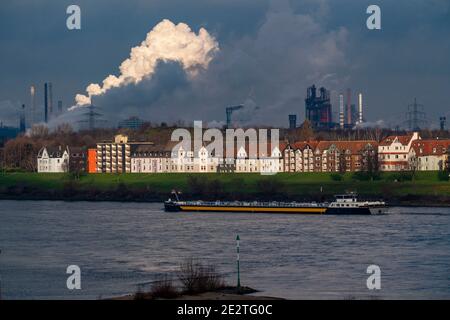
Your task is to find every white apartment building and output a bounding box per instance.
[130,141,220,173]
[169,143,220,173]
[378,132,420,171]
[410,139,450,171]
[130,144,171,173]
[235,143,283,173]
[37,146,69,173]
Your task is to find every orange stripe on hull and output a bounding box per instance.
[179,206,327,214]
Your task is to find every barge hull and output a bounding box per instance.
[164,203,379,215]
[179,205,327,214]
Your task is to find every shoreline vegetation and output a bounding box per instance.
[112,259,282,301]
[0,171,449,206]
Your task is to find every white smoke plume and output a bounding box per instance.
[355,120,387,129]
[72,19,219,108]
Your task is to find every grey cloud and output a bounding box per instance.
[1,0,450,130]
[63,0,348,127]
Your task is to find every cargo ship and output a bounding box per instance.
[164,192,387,215]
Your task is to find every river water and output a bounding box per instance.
[0,200,449,300]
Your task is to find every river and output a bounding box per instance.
[0,201,449,299]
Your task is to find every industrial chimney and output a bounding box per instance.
[358,93,363,124]
[48,82,53,119]
[288,114,297,129]
[44,83,48,123]
[346,88,352,126]
[440,116,447,131]
[339,94,344,129]
[30,85,35,127]
[58,100,63,115]
[20,104,26,132]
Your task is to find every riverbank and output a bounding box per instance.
[1,172,449,206]
[113,286,283,300]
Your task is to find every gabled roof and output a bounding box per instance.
[235,141,283,158]
[38,146,69,158]
[291,141,319,150]
[379,134,414,146]
[287,140,376,154]
[316,140,378,154]
[411,139,450,156]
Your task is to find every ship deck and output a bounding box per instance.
[171,200,329,208]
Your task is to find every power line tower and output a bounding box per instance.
[77,104,107,130]
[405,98,427,131]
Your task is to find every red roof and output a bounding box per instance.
[411,139,450,156]
[283,140,377,155]
[379,134,414,146]
[315,140,378,154]
[292,141,319,150]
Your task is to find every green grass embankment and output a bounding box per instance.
[0,171,449,205]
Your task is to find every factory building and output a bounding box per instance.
[305,85,333,129]
[118,116,145,130]
[288,115,297,129]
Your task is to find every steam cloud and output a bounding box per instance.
[63,0,350,128]
[72,19,219,108]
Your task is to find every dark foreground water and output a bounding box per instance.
[0,200,449,300]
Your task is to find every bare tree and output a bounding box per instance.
[360,144,379,179]
[54,123,73,135]
[30,124,49,139]
[338,151,347,174]
[4,137,42,171]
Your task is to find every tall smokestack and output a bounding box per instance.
[30,85,35,127]
[288,114,297,129]
[346,88,352,126]
[44,83,48,123]
[358,93,363,124]
[48,82,53,119]
[58,100,63,115]
[20,104,26,132]
[339,94,344,129]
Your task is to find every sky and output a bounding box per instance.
[0,0,449,129]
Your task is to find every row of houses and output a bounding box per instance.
[37,133,450,173]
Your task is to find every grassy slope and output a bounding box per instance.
[1,172,449,198]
